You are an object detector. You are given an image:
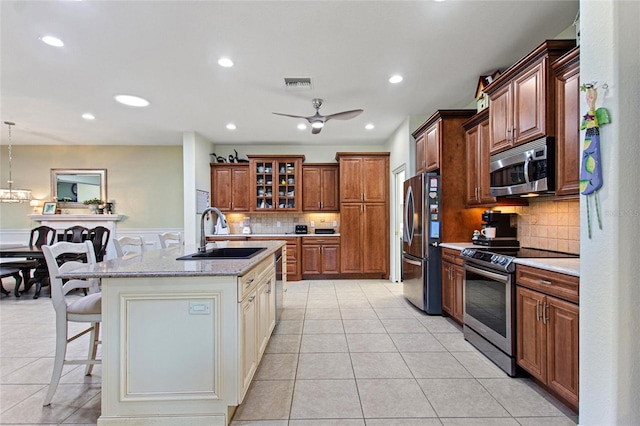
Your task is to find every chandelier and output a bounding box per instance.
[0,121,32,203]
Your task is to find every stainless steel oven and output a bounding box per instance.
[463,261,516,376]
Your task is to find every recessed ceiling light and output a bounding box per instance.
[114,94,150,107]
[226,123,237,130]
[365,123,375,130]
[297,123,307,130]
[40,35,64,47]
[82,113,95,120]
[218,57,234,68]
[389,75,403,84]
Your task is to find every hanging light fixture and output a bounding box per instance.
[0,121,32,203]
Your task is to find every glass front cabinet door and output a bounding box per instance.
[248,155,304,212]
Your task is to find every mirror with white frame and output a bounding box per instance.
[51,169,107,208]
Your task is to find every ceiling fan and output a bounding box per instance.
[273,98,363,134]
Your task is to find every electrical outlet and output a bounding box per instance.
[333,221,337,227]
[276,221,281,227]
[310,220,315,227]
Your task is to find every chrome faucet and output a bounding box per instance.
[199,206,228,253]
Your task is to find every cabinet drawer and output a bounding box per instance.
[238,257,273,301]
[302,236,340,245]
[441,248,464,266]
[516,265,579,304]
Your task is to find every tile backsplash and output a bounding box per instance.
[225,212,340,235]
[498,198,580,254]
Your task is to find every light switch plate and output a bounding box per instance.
[188,301,211,315]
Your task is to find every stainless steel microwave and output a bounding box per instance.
[489,137,555,197]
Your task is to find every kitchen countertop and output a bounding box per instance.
[207,232,340,238]
[439,242,580,277]
[59,240,285,279]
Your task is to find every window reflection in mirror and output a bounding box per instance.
[51,169,107,208]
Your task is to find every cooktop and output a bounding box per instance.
[487,247,579,259]
[460,247,579,273]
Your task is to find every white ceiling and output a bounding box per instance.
[1,1,578,147]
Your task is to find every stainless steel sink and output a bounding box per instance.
[177,247,266,260]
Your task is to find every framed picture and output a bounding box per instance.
[42,202,57,215]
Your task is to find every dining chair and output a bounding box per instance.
[113,236,146,257]
[62,225,89,243]
[41,241,101,406]
[158,231,183,249]
[88,226,111,262]
[1,225,56,297]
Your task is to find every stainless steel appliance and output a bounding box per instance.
[473,210,519,247]
[402,173,441,314]
[461,246,578,376]
[490,137,555,197]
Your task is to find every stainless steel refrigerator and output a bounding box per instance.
[402,173,442,314]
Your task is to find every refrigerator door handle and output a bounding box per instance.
[404,185,414,245]
[403,256,422,267]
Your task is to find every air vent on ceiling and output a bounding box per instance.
[284,77,312,90]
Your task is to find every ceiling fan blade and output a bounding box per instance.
[311,126,322,135]
[272,112,312,120]
[324,109,363,121]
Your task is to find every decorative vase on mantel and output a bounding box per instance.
[83,198,104,214]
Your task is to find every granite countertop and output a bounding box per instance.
[59,240,285,279]
[207,233,340,238]
[438,242,580,277]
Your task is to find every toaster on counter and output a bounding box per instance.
[295,225,308,234]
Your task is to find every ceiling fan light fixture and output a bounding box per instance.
[114,94,150,107]
[311,121,324,129]
[40,35,64,47]
[218,57,234,68]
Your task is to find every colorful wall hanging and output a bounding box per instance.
[580,82,611,238]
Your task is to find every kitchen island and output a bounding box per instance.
[59,240,285,426]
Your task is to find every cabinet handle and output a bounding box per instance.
[543,302,549,324]
[536,300,541,321]
[317,239,324,243]
[248,295,255,302]
[267,280,272,294]
[506,128,511,142]
[361,193,364,201]
[539,279,552,286]
[318,201,321,209]
[320,201,323,209]
[511,126,516,143]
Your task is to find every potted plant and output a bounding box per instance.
[83,198,104,213]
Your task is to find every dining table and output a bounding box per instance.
[0,245,48,298]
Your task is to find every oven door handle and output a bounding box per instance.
[463,263,511,284]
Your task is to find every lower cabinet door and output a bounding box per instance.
[546,295,579,408]
[240,291,258,400]
[516,286,547,382]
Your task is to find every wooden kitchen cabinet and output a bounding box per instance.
[210,163,250,212]
[553,46,581,198]
[338,154,387,203]
[485,40,575,154]
[249,236,300,281]
[247,155,305,212]
[441,248,464,324]
[302,163,339,211]
[463,109,496,206]
[336,152,389,278]
[516,265,579,411]
[412,110,474,174]
[301,236,340,276]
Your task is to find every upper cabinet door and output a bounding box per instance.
[513,60,546,143]
[424,122,440,172]
[339,157,363,203]
[415,133,426,175]
[362,157,388,203]
[211,164,250,212]
[302,164,339,211]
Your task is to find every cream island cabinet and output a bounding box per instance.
[59,240,285,426]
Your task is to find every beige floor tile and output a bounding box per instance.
[433,333,477,352]
[233,380,294,420]
[402,352,472,379]
[346,333,397,353]
[357,378,437,418]
[342,319,386,334]
[389,333,447,353]
[231,420,289,426]
[273,320,304,335]
[296,353,354,379]
[373,307,417,319]
[0,383,46,413]
[418,317,462,334]
[451,351,508,378]
[0,357,40,379]
[290,379,362,419]
[339,308,378,320]
[280,308,306,320]
[265,334,302,353]
[303,319,344,334]
[514,416,578,425]
[365,420,441,426]
[478,378,567,417]
[440,418,520,426]
[254,354,298,380]
[350,352,412,379]
[288,420,365,426]
[381,318,429,333]
[304,308,341,319]
[300,334,348,353]
[417,378,510,418]
[60,393,101,424]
